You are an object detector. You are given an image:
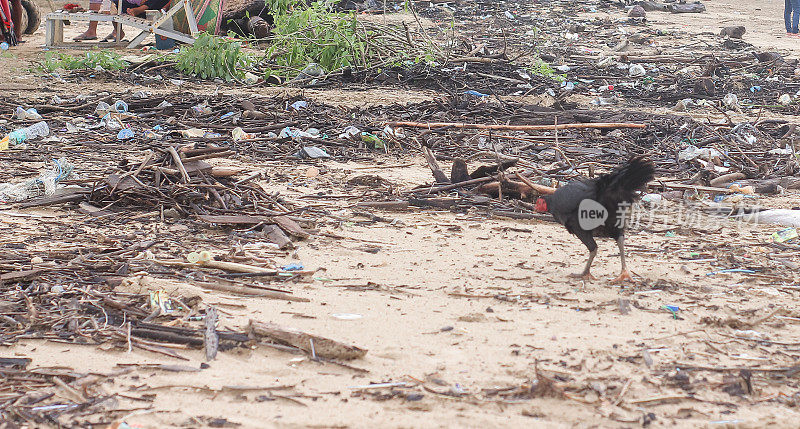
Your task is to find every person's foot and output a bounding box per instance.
[73,32,98,41]
[103,30,124,41]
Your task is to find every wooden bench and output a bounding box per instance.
[45,0,198,48]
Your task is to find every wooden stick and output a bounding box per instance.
[511,173,557,195]
[654,182,736,194]
[248,320,367,360]
[613,377,633,406]
[422,146,449,183]
[196,280,310,302]
[153,258,275,274]
[167,146,191,183]
[388,121,647,131]
[409,176,495,195]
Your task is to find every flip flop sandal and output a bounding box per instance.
[102,33,120,42]
[73,33,98,41]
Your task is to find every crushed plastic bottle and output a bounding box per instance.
[296,146,330,159]
[14,107,42,120]
[243,72,260,84]
[381,125,404,140]
[294,63,325,80]
[628,64,646,77]
[100,113,123,130]
[191,103,212,116]
[232,127,255,141]
[772,227,799,243]
[722,93,741,111]
[95,101,112,115]
[678,145,722,161]
[641,193,663,205]
[0,121,50,150]
[673,98,695,112]
[339,126,361,140]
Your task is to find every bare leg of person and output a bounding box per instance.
[74,1,101,40]
[11,0,23,41]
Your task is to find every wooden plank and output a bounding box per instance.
[0,269,44,283]
[19,192,87,208]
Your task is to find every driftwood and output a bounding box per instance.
[154,258,276,274]
[248,320,367,360]
[196,280,310,302]
[422,146,449,183]
[709,172,746,187]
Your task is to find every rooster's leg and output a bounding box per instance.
[611,235,633,283]
[569,249,597,281]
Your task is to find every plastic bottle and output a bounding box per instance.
[0,42,8,51]
[772,228,799,243]
[0,121,50,150]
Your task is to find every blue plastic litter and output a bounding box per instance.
[463,90,489,97]
[114,100,129,113]
[281,263,304,271]
[117,129,134,140]
[290,100,308,111]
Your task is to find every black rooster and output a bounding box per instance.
[534,157,655,282]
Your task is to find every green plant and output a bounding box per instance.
[40,50,128,72]
[262,0,439,79]
[174,32,254,81]
[529,56,565,83]
[264,0,365,77]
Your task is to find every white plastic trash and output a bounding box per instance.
[628,64,646,77]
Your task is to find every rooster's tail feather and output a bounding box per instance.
[598,156,655,200]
